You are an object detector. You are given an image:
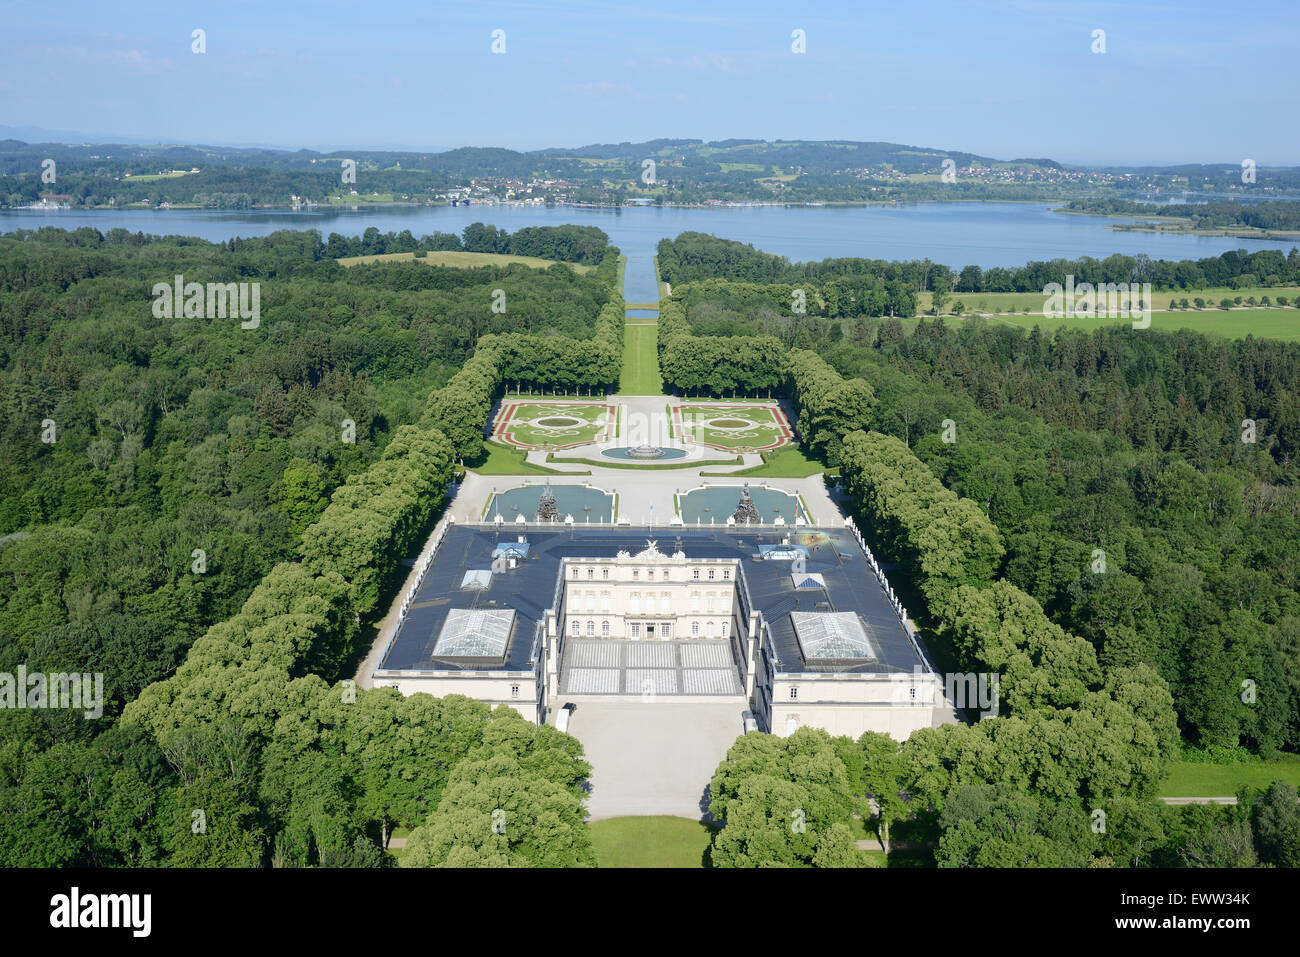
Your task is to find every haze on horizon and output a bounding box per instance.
[1,0,1297,167]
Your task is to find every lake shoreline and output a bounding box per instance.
[5,202,1297,304]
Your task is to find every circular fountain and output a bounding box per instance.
[601,444,688,460]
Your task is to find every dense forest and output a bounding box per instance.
[322,223,612,264]
[1064,198,1300,232]
[0,224,618,867]
[658,231,1300,295]
[705,726,1300,867]
[666,256,1300,759]
[660,241,1300,866]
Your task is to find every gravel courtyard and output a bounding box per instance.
[551,699,749,821]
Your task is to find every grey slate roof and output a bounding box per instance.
[378,525,926,676]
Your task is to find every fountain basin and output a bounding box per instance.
[601,446,689,461]
[486,485,614,523]
[678,485,802,524]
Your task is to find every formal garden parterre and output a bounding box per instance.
[492,400,617,449]
[672,401,793,452]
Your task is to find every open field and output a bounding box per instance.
[1159,758,1300,797]
[325,193,400,205]
[675,401,794,452]
[122,170,194,182]
[919,285,1300,316]
[492,400,614,449]
[618,322,663,395]
[337,249,592,272]
[588,816,715,868]
[931,307,1300,341]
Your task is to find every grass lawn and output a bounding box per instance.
[589,816,714,867]
[848,814,874,840]
[123,170,193,182]
[908,287,1300,342]
[337,249,591,272]
[467,441,574,476]
[618,322,663,395]
[1159,757,1300,797]
[711,445,824,478]
[921,286,1300,313]
[941,307,1300,342]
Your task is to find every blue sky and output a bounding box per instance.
[2,0,1296,165]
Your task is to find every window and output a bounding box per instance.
[632,623,641,638]
[601,592,610,612]
[707,594,715,613]
[633,569,639,581]
[601,621,610,637]
[511,684,519,699]
[706,621,715,638]
[661,623,671,638]
[692,568,700,580]
[647,595,656,614]
[723,569,730,581]
[708,568,715,581]
[602,568,609,580]
[721,621,729,638]
[691,622,699,637]
[630,592,640,614]
[790,687,798,700]
[570,619,578,636]
[586,620,594,636]
[648,569,655,581]
[691,592,700,612]
[571,566,578,579]
[585,593,594,612]
[587,568,593,579]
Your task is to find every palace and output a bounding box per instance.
[372,523,956,740]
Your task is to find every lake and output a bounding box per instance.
[3,202,1296,305]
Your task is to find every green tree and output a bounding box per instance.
[1251,780,1300,867]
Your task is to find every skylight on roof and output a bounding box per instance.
[432,608,514,659]
[790,611,877,661]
